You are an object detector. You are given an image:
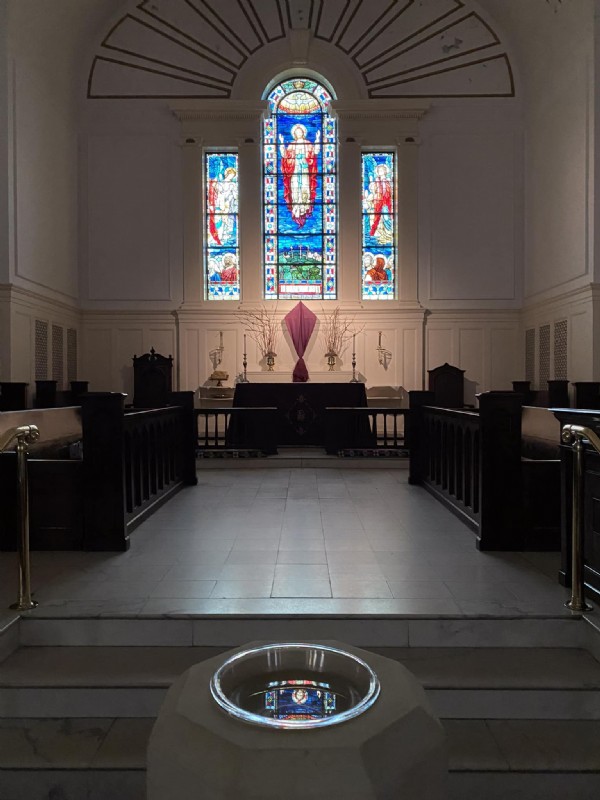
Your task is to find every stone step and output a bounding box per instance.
[1,646,599,719]
[15,613,593,648]
[0,718,599,800]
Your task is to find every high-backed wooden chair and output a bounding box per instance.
[132,348,173,408]
[427,363,465,408]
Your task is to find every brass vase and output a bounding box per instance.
[265,352,276,371]
[326,351,337,371]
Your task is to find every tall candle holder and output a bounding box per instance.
[350,333,359,383]
[239,333,249,383]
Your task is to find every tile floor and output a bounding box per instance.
[0,467,576,619]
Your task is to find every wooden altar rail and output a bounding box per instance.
[409,391,530,550]
[0,393,197,552]
[195,408,278,454]
[324,407,408,453]
[83,392,197,550]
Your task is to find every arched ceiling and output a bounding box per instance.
[87,0,515,100]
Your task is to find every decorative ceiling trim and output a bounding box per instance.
[88,0,515,100]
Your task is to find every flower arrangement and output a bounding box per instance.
[237,305,281,365]
[320,306,357,359]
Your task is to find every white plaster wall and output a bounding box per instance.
[418,101,523,310]
[518,1,592,301]
[0,6,10,288]
[81,103,183,309]
[6,0,85,302]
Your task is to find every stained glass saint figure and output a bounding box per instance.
[205,152,240,300]
[279,124,321,228]
[263,77,337,299]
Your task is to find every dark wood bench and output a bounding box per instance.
[0,393,197,552]
[408,393,561,551]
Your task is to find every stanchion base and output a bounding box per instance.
[10,599,38,611]
[565,600,593,613]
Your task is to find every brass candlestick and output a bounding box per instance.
[240,350,249,383]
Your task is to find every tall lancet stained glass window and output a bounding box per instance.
[205,153,239,300]
[263,78,337,299]
[362,153,395,299]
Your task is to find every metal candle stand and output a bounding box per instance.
[561,423,596,613]
[0,424,40,611]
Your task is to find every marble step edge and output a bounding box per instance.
[2,646,600,690]
[1,772,599,800]
[13,615,597,649]
[0,718,599,774]
[2,686,600,720]
[196,457,409,469]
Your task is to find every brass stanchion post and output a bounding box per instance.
[0,424,40,611]
[561,424,596,613]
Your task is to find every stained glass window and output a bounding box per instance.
[205,152,239,300]
[362,152,395,300]
[263,78,337,299]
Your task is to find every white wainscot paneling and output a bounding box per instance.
[429,133,516,301]
[204,328,240,386]
[402,327,420,390]
[83,329,113,391]
[116,329,144,401]
[147,329,176,360]
[182,328,201,391]
[490,328,518,390]
[87,135,172,302]
[12,312,32,383]
[363,328,397,386]
[570,311,592,381]
[458,328,484,399]
[427,327,453,370]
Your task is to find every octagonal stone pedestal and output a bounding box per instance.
[147,642,447,799]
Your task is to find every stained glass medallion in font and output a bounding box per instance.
[362,152,395,300]
[205,152,239,300]
[263,78,337,300]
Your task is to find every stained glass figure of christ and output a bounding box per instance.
[205,153,240,300]
[362,152,396,299]
[264,78,337,299]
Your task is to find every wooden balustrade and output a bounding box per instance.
[409,392,525,550]
[422,407,481,527]
[82,392,197,550]
[195,407,278,454]
[325,407,407,454]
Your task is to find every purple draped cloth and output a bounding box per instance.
[284,301,317,382]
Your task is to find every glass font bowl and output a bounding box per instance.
[209,642,380,730]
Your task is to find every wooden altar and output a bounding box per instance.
[232,382,369,447]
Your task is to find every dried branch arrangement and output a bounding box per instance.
[320,306,359,355]
[237,305,280,356]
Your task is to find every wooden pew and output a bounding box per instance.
[0,393,197,552]
[409,393,561,551]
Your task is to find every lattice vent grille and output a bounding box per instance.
[525,328,535,383]
[554,320,568,380]
[67,328,77,382]
[539,324,550,387]
[35,320,49,380]
[52,325,64,385]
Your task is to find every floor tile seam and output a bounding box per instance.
[446,767,600,774]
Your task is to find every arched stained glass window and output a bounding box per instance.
[362,152,395,300]
[205,152,239,300]
[263,78,337,299]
